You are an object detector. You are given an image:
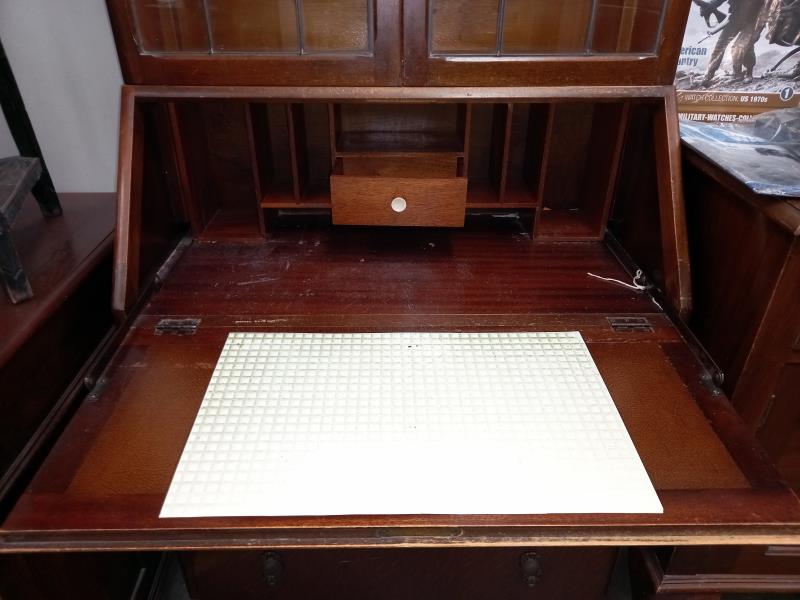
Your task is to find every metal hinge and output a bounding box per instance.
[154,318,200,336]
[607,316,653,333]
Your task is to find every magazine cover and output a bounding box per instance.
[676,0,800,122]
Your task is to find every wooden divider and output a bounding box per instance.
[534,101,630,240]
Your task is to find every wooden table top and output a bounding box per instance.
[0,193,115,367]
[2,216,798,551]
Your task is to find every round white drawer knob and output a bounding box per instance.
[391,196,407,213]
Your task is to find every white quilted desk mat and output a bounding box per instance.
[160,331,662,518]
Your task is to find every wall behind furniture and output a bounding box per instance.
[0,0,123,193]
[0,114,18,158]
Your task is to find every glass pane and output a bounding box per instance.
[591,0,664,53]
[502,0,593,53]
[208,0,299,52]
[431,0,499,54]
[303,0,370,52]
[131,0,209,53]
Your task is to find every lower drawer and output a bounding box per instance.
[180,548,616,600]
[631,546,800,596]
[330,174,467,227]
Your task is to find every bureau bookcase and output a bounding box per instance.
[1,2,798,598]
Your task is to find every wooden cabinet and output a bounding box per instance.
[622,135,800,600]
[106,0,402,85]
[3,3,800,599]
[631,546,800,597]
[403,0,689,85]
[328,103,468,226]
[106,0,690,86]
[180,548,617,599]
[681,145,800,491]
[0,552,160,600]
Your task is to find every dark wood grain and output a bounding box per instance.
[331,174,467,227]
[627,137,800,600]
[0,194,115,510]
[681,146,800,493]
[633,545,800,596]
[652,91,692,321]
[535,101,629,241]
[112,87,143,318]
[105,0,403,87]
[402,0,691,87]
[3,215,798,551]
[128,85,676,102]
[180,547,616,600]
[0,194,115,365]
[0,551,159,600]
[107,0,687,88]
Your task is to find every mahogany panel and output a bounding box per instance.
[401,0,691,86]
[144,216,657,317]
[633,545,800,596]
[331,174,467,227]
[608,102,662,281]
[0,194,115,365]
[106,0,402,86]
[0,194,115,510]
[172,101,262,241]
[128,0,208,53]
[302,0,371,52]
[680,146,800,500]
[180,547,616,599]
[652,91,691,321]
[765,365,800,486]
[207,0,298,53]
[535,101,628,240]
[127,85,675,102]
[608,98,692,321]
[430,0,499,54]
[592,0,665,53]
[503,0,592,54]
[340,155,457,178]
[296,103,332,200]
[2,217,797,550]
[683,153,792,395]
[113,93,188,317]
[334,103,466,156]
[0,552,158,600]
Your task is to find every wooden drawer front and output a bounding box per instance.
[331,175,467,227]
[634,546,800,596]
[181,548,616,600]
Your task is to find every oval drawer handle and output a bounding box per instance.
[391,196,407,213]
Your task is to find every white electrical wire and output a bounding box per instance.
[586,269,650,291]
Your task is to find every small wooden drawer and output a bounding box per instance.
[330,174,467,227]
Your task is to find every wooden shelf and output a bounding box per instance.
[502,180,538,207]
[535,102,628,242]
[261,179,332,209]
[199,209,264,241]
[261,201,332,209]
[259,186,296,207]
[536,208,602,240]
[466,180,537,208]
[466,180,499,206]
[336,131,465,156]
